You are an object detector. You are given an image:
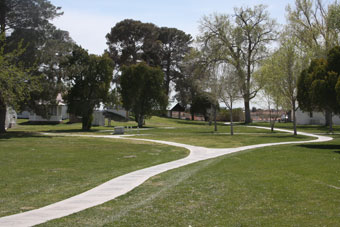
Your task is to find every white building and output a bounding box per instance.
[28,94,68,123]
[296,110,340,125]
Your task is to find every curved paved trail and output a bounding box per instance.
[0,127,333,227]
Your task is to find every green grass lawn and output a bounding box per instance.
[13,117,313,148]
[128,117,313,148]
[0,134,188,217]
[40,135,340,226]
[3,116,337,226]
[250,121,340,134]
[130,126,311,148]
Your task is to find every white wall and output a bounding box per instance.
[296,110,340,125]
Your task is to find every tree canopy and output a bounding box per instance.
[106,19,192,99]
[120,62,167,127]
[0,40,38,133]
[198,5,278,123]
[297,46,340,132]
[63,46,114,131]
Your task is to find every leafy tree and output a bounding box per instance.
[106,19,160,70]
[158,27,192,96]
[0,0,62,36]
[298,46,340,132]
[258,30,309,135]
[0,39,38,133]
[219,64,241,135]
[287,0,340,59]
[120,62,167,128]
[1,0,74,118]
[198,5,278,123]
[26,27,74,118]
[190,93,211,121]
[175,49,206,109]
[106,20,192,100]
[287,0,340,125]
[63,47,114,131]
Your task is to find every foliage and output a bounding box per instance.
[106,19,192,99]
[0,0,62,34]
[158,27,192,96]
[217,108,244,122]
[286,0,340,58]
[298,46,340,132]
[120,62,168,127]
[175,48,207,108]
[198,5,278,123]
[257,31,309,134]
[1,0,74,119]
[63,47,114,131]
[190,93,211,121]
[0,38,38,133]
[106,19,160,69]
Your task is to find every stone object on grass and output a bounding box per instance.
[114,126,124,134]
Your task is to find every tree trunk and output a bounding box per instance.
[191,112,194,121]
[230,108,234,136]
[244,100,252,124]
[287,110,292,122]
[329,112,333,133]
[214,105,217,132]
[270,110,274,132]
[0,101,6,134]
[209,104,212,126]
[292,103,297,136]
[138,115,144,128]
[82,115,89,131]
[165,55,171,97]
[325,110,331,126]
[82,110,93,131]
[271,122,274,132]
[0,1,6,36]
[165,75,171,98]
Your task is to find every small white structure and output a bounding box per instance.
[28,94,68,123]
[5,107,17,130]
[92,111,105,126]
[296,110,340,125]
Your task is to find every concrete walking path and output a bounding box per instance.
[0,127,333,227]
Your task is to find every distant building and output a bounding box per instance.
[296,110,340,125]
[251,109,286,122]
[167,103,205,121]
[28,93,68,124]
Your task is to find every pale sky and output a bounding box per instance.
[51,0,296,55]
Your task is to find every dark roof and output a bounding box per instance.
[171,103,185,112]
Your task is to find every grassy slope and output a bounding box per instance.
[130,117,312,148]
[0,133,188,217]
[39,120,340,226]
[42,135,340,227]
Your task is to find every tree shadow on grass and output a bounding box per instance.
[298,144,340,154]
[43,129,100,133]
[298,144,340,150]
[0,131,52,140]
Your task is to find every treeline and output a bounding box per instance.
[1,0,340,134]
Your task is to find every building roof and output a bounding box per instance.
[171,103,185,112]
